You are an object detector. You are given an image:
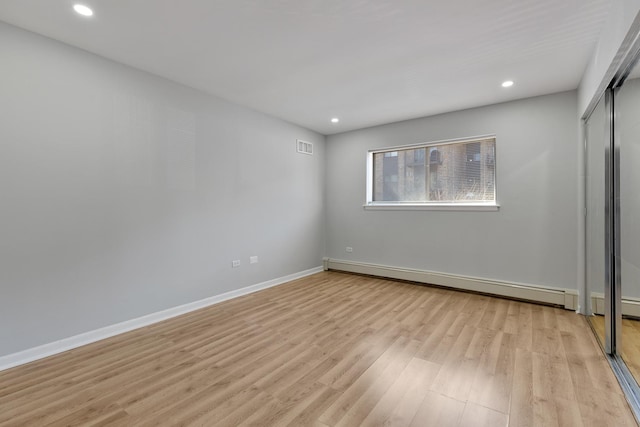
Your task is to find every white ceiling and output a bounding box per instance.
[0,0,611,135]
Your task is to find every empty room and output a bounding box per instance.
[2,0,640,426]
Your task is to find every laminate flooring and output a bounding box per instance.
[590,314,640,388]
[0,271,636,426]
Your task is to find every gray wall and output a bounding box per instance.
[326,91,578,290]
[0,22,325,356]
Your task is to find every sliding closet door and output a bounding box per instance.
[586,95,607,346]
[616,63,640,383]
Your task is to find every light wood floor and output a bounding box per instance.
[0,271,637,426]
[590,314,640,384]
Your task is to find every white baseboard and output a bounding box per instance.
[326,258,578,310]
[590,292,640,317]
[0,266,323,373]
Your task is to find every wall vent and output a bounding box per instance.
[296,139,313,155]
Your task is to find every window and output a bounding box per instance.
[366,136,497,210]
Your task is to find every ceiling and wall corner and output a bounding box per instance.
[0,0,613,135]
[578,0,640,118]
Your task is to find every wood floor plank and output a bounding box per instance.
[317,335,419,426]
[516,304,534,351]
[0,271,636,427]
[531,352,575,402]
[408,391,465,427]
[590,314,640,391]
[429,324,479,401]
[330,338,420,427]
[238,381,328,427]
[467,331,514,414]
[508,347,534,427]
[577,387,637,426]
[283,386,341,427]
[459,401,509,427]
[416,309,464,362]
[358,357,441,427]
[555,397,585,427]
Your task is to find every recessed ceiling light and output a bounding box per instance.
[502,80,514,88]
[73,4,94,17]
[331,118,339,123]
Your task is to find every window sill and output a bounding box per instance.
[363,203,500,211]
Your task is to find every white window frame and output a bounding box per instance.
[364,135,499,211]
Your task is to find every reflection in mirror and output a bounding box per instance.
[617,58,640,384]
[585,94,607,348]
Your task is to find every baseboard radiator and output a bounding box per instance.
[591,293,640,318]
[323,258,579,311]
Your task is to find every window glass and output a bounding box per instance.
[370,137,496,204]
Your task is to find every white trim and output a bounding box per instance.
[363,203,499,211]
[565,289,579,312]
[590,292,640,318]
[0,266,323,372]
[365,154,373,204]
[365,135,498,207]
[326,258,574,308]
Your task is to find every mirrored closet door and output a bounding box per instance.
[585,94,607,347]
[616,59,640,383]
[586,51,640,413]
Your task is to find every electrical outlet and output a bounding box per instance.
[250,256,258,264]
[232,260,241,268]
[346,247,353,253]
